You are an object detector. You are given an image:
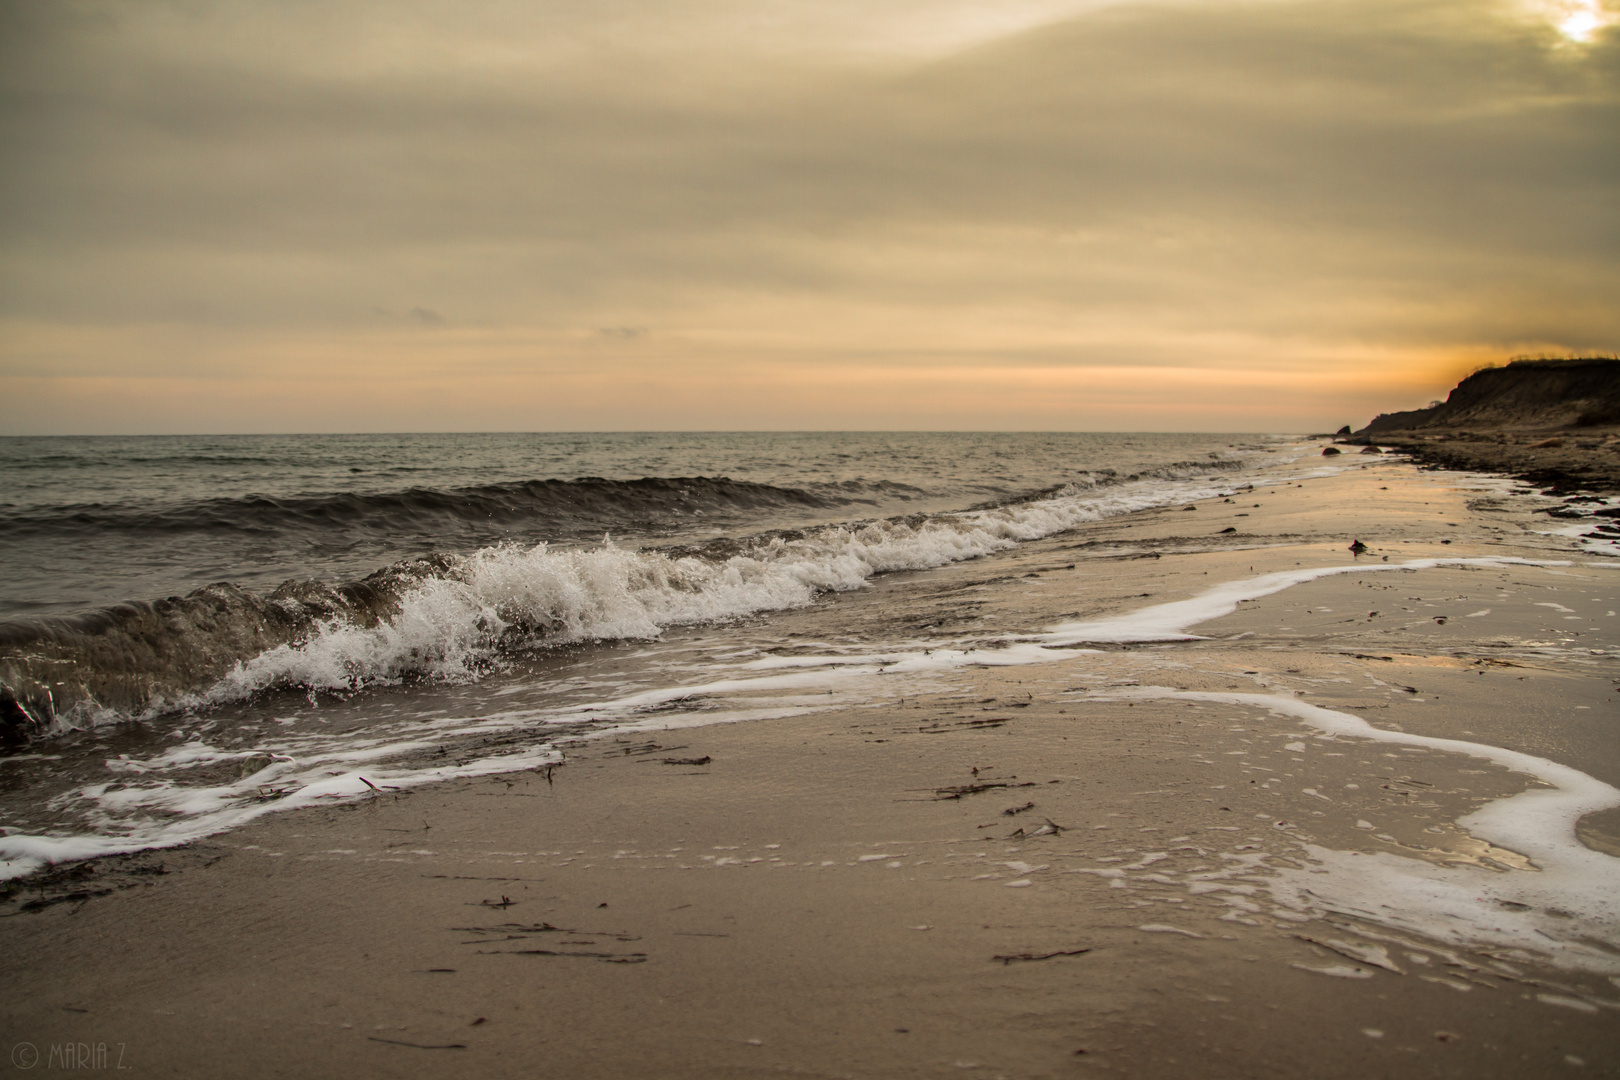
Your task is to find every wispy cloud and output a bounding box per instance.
[1,0,1614,432]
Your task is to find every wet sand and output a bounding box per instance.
[3,453,1618,1078]
[1354,428,1620,494]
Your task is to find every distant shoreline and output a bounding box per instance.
[1348,358,1620,493]
[1350,430,1620,494]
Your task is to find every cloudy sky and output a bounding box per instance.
[1,0,1615,433]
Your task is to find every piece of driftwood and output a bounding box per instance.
[992,948,1092,965]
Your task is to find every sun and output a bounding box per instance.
[1543,0,1615,41]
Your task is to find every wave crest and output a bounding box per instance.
[1,468,1268,737]
[0,475,854,540]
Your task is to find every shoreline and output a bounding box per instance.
[3,454,1618,1077]
[1351,430,1620,495]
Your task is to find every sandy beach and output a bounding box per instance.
[9,0,1619,1073]
[4,451,1618,1079]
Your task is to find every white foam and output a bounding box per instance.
[1037,557,1564,645]
[1528,494,1620,559]
[1093,688,1620,976]
[192,466,1317,707]
[13,476,1612,984]
[0,740,564,879]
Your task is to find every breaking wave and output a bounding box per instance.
[0,466,1273,740]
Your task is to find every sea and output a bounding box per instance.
[0,431,1299,872]
[6,430,1620,987]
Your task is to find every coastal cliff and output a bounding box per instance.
[1360,357,1620,433]
[1352,357,1620,492]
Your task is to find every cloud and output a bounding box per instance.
[0,0,1615,431]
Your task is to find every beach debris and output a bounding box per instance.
[481,949,647,963]
[1322,446,1342,456]
[457,921,641,956]
[1348,539,1368,555]
[661,756,711,766]
[1360,445,1383,454]
[1003,802,1036,816]
[1138,924,1204,938]
[367,1037,467,1049]
[930,780,1036,800]
[992,948,1091,964]
[1005,823,1061,839]
[17,888,114,913]
[620,742,684,756]
[1219,527,1237,534]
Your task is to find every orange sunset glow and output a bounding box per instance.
[2,0,1615,433]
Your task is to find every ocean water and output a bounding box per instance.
[0,430,1288,862]
[0,432,1261,618]
[5,432,1620,984]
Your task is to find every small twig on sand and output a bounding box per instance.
[366,1037,466,1049]
[993,948,1092,965]
[482,949,648,963]
[930,781,1036,800]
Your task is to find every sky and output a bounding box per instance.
[1,0,1616,434]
